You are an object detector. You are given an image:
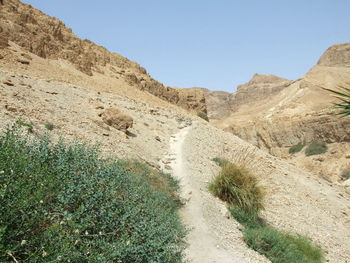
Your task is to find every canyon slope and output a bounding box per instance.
[211,43,350,182]
[0,0,206,114]
[1,1,350,262]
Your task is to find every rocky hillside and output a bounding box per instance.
[1,1,350,262]
[199,74,292,120]
[211,43,350,181]
[0,0,206,114]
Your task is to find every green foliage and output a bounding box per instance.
[197,112,209,122]
[324,86,350,117]
[210,160,324,263]
[230,207,265,229]
[15,119,33,133]
[211,157,228,167]
[43,122,54,131]
[209,162,264,212]
[341,169,350,180]
[0,127,185,262]
[244,227,324,263]
[305,141,328,156]
[289,143,304,154]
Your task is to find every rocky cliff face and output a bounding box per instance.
[210,43,350,180]
[201,74,292,120]
[317,43,350,67]
[0,0,206,113]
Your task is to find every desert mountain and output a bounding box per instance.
[1,1,350,262]
[0,0,206,114]
[208,44,350,182]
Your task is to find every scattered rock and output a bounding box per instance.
[5,104,17,112]
[21,53,32,60]
[100,108,133,133]
[17,58,30,65]
[345,155,350,159]
[0,54,3,59]
[95,105,104,110]
[155,135,161,142]
[2,79,14,86]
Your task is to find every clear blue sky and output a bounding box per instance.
[22,0,350,92]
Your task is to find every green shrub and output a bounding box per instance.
[197,112,209,122]
[209,162,264,212]
[230,207,265,229]
[210,160,324,263]
[244,227,324,263]
[15,119,33,133]
[305,141,328,156]
[289,143,304,154]
[211,157,227,167]
[0,127,185,262]
[341,169,350,180]
[44,122,54,131]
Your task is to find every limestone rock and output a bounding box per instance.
[317,43,350,67]
[100,108,133,133]
[0,0,207,114]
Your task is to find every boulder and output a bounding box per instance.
[100,108,133,133]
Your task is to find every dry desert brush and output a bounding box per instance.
[209,161,264,212]
[0,126,186,262]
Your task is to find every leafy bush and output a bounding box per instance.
[244,227,324,263]
[289,143,304,154]
[305,141,328,156]
[197,112,209,122]
[0,127,185,262]
[209,162,264,212]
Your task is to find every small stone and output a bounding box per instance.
[95,105,104,110]
[17,58,30,65]
[3,80,14,86]
[102,133,109,137]
[155,136,161,142]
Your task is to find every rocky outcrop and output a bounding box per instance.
[202,74,292,119]
[225,112,350,156]
[230,74,293,112]
[100,108,133,133]
[317,43,350,67]
[0,0,206,114]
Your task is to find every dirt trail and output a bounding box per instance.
[163,123,266,263]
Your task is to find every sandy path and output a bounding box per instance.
[165,124,254,263]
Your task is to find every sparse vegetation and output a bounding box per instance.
[324,85,350,117]
[305,141,328,156]
[289,143,305,154]
[211,158,324,263]
[341,169,350,181]
[244,226,324,263]
[197,112,209,122]
[43,122,54,131]
[0,126,185,262]
[209,161,264,211]
[15,119,33,133]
